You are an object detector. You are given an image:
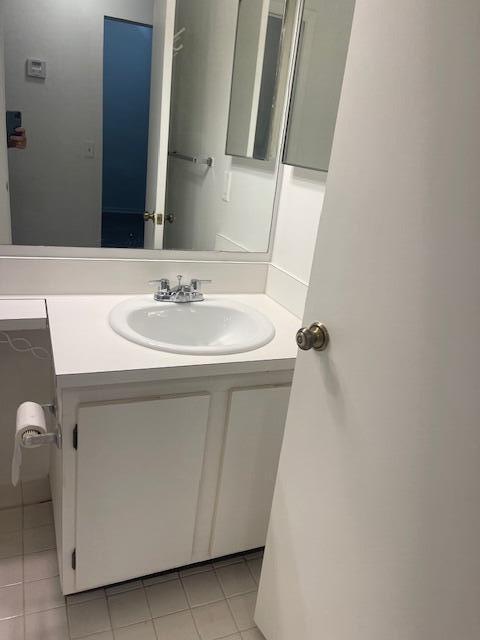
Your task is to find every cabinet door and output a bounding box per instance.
[211,386,290,558]
[75,394,210,591]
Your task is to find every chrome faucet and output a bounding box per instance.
[149,275,211,303]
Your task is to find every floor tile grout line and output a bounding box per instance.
[214,556,263,637]
[188,601,204,640]
[182,577,203,640]
[25,602,66,616]
[102,585,116,640]
[101,613,159,638]
[177,573,208,640]
[0,612,24,622]
[244,558,259,587]
[214,561,259,599]
[0,579,23,588]
[20,571,61,586]
[179,570,226,610]
[141,582,162,640]
[212,563,242,635]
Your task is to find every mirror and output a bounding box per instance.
[0,0,296,253]
[226,0,285,161]
[283,0,355,172]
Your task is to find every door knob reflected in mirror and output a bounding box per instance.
[165,213,175,224]
[296,322,329,351]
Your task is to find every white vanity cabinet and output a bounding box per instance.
[74,395,210,591]
[51,371,292,594]
[211,386,291,557]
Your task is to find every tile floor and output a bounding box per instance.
[0,497,266,640]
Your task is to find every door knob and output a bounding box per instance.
[296,322,329,351]
[165,213,175,224]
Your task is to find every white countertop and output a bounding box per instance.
[46,294,299,387]
[0,298,47,331]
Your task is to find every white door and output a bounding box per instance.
[256,1,480,639]
[0,10,11,244]
[75,394,210,591]
[144,0,176,249]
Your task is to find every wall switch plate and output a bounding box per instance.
[83,141,95,158]
[222,171,232,202]
[26,59,47,79]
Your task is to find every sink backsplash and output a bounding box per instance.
[0,258,268,295]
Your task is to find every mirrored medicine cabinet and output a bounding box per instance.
[0,0,354,256]
[283,0,355,172]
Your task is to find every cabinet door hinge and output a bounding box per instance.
[73,425,78,450]
[71,549,76,570]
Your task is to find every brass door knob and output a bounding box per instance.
[296,322,329,351]
[143,212,155,222]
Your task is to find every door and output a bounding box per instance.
[144,0,176,249]
[102,17,153,248]
[256,1,480,639]
[75,394,210,591]
[0,10,11,244]
[211,385,290,558]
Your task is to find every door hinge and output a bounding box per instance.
[71,549,76,570]
[73,425,78,450]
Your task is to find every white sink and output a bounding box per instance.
[109,297,276,355]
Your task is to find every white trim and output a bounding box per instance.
[0,243,271,261]
[266,263,308,319]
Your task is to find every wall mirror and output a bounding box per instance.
[283,0,355,172]
[226,0,285,162]
[0,0,297,254]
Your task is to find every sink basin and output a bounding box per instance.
[109,297,276,355]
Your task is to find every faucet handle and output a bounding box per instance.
[190,278,212,292]
[148,278,170,290]
[148,279,170,300]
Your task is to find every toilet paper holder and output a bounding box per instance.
[22,404,62,449]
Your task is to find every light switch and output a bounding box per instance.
[26,59,47,79]
[83,141,95,158]
[222,171,232,202]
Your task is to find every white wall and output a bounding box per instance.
[0,329,53,485]
[266,164,326,317]
[0,6,12,245]
[3,0,154,248]
[165,0,279,253]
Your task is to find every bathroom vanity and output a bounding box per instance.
[45,293,298,594]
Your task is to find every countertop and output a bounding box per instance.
[45,294,299,387]
[0,298,47,330]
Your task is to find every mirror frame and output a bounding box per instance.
[0,0,303,263]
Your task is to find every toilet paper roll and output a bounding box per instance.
[12,401,47,486]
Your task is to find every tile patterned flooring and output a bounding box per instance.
[0,494,266,640]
